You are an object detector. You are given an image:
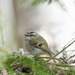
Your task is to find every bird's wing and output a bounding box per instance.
[29,40,52,55]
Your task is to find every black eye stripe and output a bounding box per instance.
[25,32,35,36]
[30,35,34,36]
[25,34,34,36]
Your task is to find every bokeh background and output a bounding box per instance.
[0,0,75,57]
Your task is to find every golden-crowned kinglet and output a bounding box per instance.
[24,32,54,56]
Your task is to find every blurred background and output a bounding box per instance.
[0,0,75,57]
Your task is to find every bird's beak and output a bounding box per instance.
[24,34,30,41]
[24,34,30,37]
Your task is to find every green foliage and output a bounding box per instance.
[19,0,63,6]
[5,54,52,75]
[66,69,75,75]
[0,50,74,75]
[20,0,53,6]
[4,53,75,75]
[31,0,47,6]
[49,0,52,4]
[19,0,66,11]
[0,48,10,68]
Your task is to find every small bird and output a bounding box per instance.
[24,31,54,56]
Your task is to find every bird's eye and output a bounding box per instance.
[30,35,34,36]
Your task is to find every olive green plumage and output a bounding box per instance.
[24,32,54,56]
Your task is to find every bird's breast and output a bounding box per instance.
[24,41,44,56]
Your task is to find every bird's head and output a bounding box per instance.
[24,32,39,41]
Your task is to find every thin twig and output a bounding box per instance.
[53,66,66,72]
[54,39,75,57]
[55,64,75,67]
[67,49,75,58]
[67,55,75,61]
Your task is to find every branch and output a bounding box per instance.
[54,38,75,57]
[67,55,75,61]
[55,64,75,67]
